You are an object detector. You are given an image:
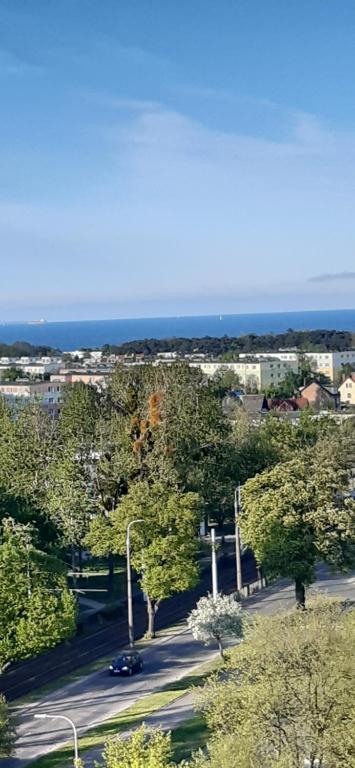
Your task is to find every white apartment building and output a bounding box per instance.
[190,357,298,392]
[22,362,61,377]
[239,352,299,365]
[304,351,355,383]
[0,380,63,417]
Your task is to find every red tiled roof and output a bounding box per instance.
[267,398,301,411]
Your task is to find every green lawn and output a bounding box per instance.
[68,559,126,606]
[171,712,209,763]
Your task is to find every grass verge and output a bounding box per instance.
[27,658,218,768]
[171,712,209,763]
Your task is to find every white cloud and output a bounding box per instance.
[2,103,355,314]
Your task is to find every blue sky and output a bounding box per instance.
[1,0,355,321]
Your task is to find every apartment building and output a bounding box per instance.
[304,351,355,383]
[0,380,63,417]
[22,362,61,377]
[52,370,109,388]
[239,352,299,365]
[190,357,298,392]
[0,356,61,377]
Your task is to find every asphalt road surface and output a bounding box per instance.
[1,551,257,702]
[5,628,219,767]
[3,565,355,768]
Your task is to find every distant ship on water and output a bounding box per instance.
[27,318,47,326]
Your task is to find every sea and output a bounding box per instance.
[1,309,355,351]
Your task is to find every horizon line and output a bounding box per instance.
[2,306,355,326]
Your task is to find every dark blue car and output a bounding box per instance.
[109,651,143,676]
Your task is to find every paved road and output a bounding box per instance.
[3,566,355,768]
[4,629,219,767]
[1,551,257,702]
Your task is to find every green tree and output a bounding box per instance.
[46,439,94,569]
[106,362,229,492]
[84,408,138,590]
[59,381,100,450]
[100,725,174,768]
[231,410,338,486]
[51,382,102,567]
[2,367,24,382]
[195,599,355,768]
[0,400,57,547]
[104,482,201,637]
[211,369,241,398]
[86,362,232,575]
[240,441,355,606]
[0,694,15,758]
[0,518,76,670]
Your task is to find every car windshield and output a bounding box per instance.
[116,655,133,664]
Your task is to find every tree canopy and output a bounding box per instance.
[88,481,201,637]
[240,439,355,606]
[188,593,244,658]
[194,598,355,768]
[99,725,175,768]
[0,518,77,671]
[0,695,15,758]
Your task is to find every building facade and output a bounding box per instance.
[0,380,63,417]
[190,357,298,392]
[304,351,355,383]
[339,375,355,405]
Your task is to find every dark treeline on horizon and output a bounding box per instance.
[1,329,355,358]
[102,329,355,357]
[0,341,60,357]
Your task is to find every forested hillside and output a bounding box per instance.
[102,329,355,357]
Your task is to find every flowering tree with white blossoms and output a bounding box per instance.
[187,593,245,658]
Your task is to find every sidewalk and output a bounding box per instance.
[83,692,194,767]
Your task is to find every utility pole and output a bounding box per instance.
[234,485,243,597]
[126,519,144,648]
[210,526,218,598]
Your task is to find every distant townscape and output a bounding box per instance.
[1,329,355,419]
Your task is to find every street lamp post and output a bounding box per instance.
[210,526,219,598]
[126,518,144,648]
[234,485,243,597]
[34,714,79,766]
